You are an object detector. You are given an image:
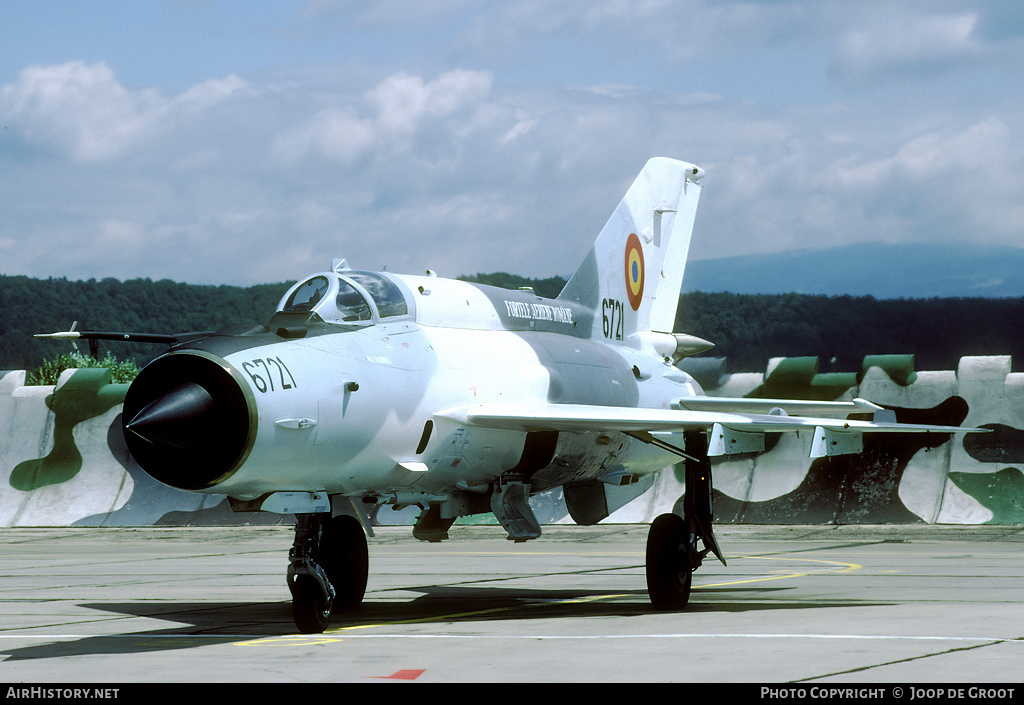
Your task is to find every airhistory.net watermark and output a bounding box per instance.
[6,688,119,700]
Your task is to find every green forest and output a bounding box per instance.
[3,273,1024,377]
[0,275,291,371]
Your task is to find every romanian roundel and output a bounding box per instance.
[624,233,645,311]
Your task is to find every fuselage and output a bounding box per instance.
[122,268,703,503]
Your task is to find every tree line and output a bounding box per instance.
[675,291,1024,374]
[3,273,1023,376]
[0,275,291,371]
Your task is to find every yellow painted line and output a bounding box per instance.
[238,635,347,647]
[696,555,862,589]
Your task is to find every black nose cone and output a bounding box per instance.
[126,382,216,449]
[123,352,256,490]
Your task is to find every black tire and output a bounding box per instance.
[291,574,332,634]
[321,514,369,614]
[645,513,693,610]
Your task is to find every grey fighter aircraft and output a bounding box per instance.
[38,158,977,633]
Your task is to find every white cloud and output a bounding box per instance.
[96,219,145,251]
[272,69,496,166]
[272,107,376,166]
[1,61,160,160]
[366,70,494,148]
[500,116,538,145]
[889,117,1008,179]
[832,11,981,86]
[3,2,1024,290]
[0,61,247,161]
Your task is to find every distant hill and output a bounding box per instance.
[683,243,1024,299]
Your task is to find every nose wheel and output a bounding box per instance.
[288,513,368,633]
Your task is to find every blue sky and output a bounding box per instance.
[2,1,1024,286]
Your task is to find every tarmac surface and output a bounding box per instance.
[0,524,1022,684]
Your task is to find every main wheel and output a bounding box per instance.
[645,513,693,610]
[291,574,332,634]
[320,514,369,613]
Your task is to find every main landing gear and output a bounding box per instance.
[646,513,695,609]
[287,512,368,633]
[644,429,726,611]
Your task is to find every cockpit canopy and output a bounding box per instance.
[277,271,411,324]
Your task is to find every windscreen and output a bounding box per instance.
[283,276,330,312]
[346,272,409,318]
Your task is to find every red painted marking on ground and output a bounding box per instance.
[369,669,426,681]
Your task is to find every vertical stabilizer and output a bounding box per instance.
[558,158,703,340]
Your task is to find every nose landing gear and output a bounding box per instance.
[288,513,368,633]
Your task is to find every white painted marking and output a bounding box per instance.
[0,634,1019,643]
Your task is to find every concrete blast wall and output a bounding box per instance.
[1,355,1022,527]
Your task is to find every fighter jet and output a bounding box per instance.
[37,158,976,633]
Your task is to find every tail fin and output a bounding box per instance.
[558,158,703,340]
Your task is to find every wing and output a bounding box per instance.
[434,400,983,459]
[35,325,214,347]
[34,329,183,345]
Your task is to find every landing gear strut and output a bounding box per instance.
[645,429,725,611]
[287,512,368,633]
